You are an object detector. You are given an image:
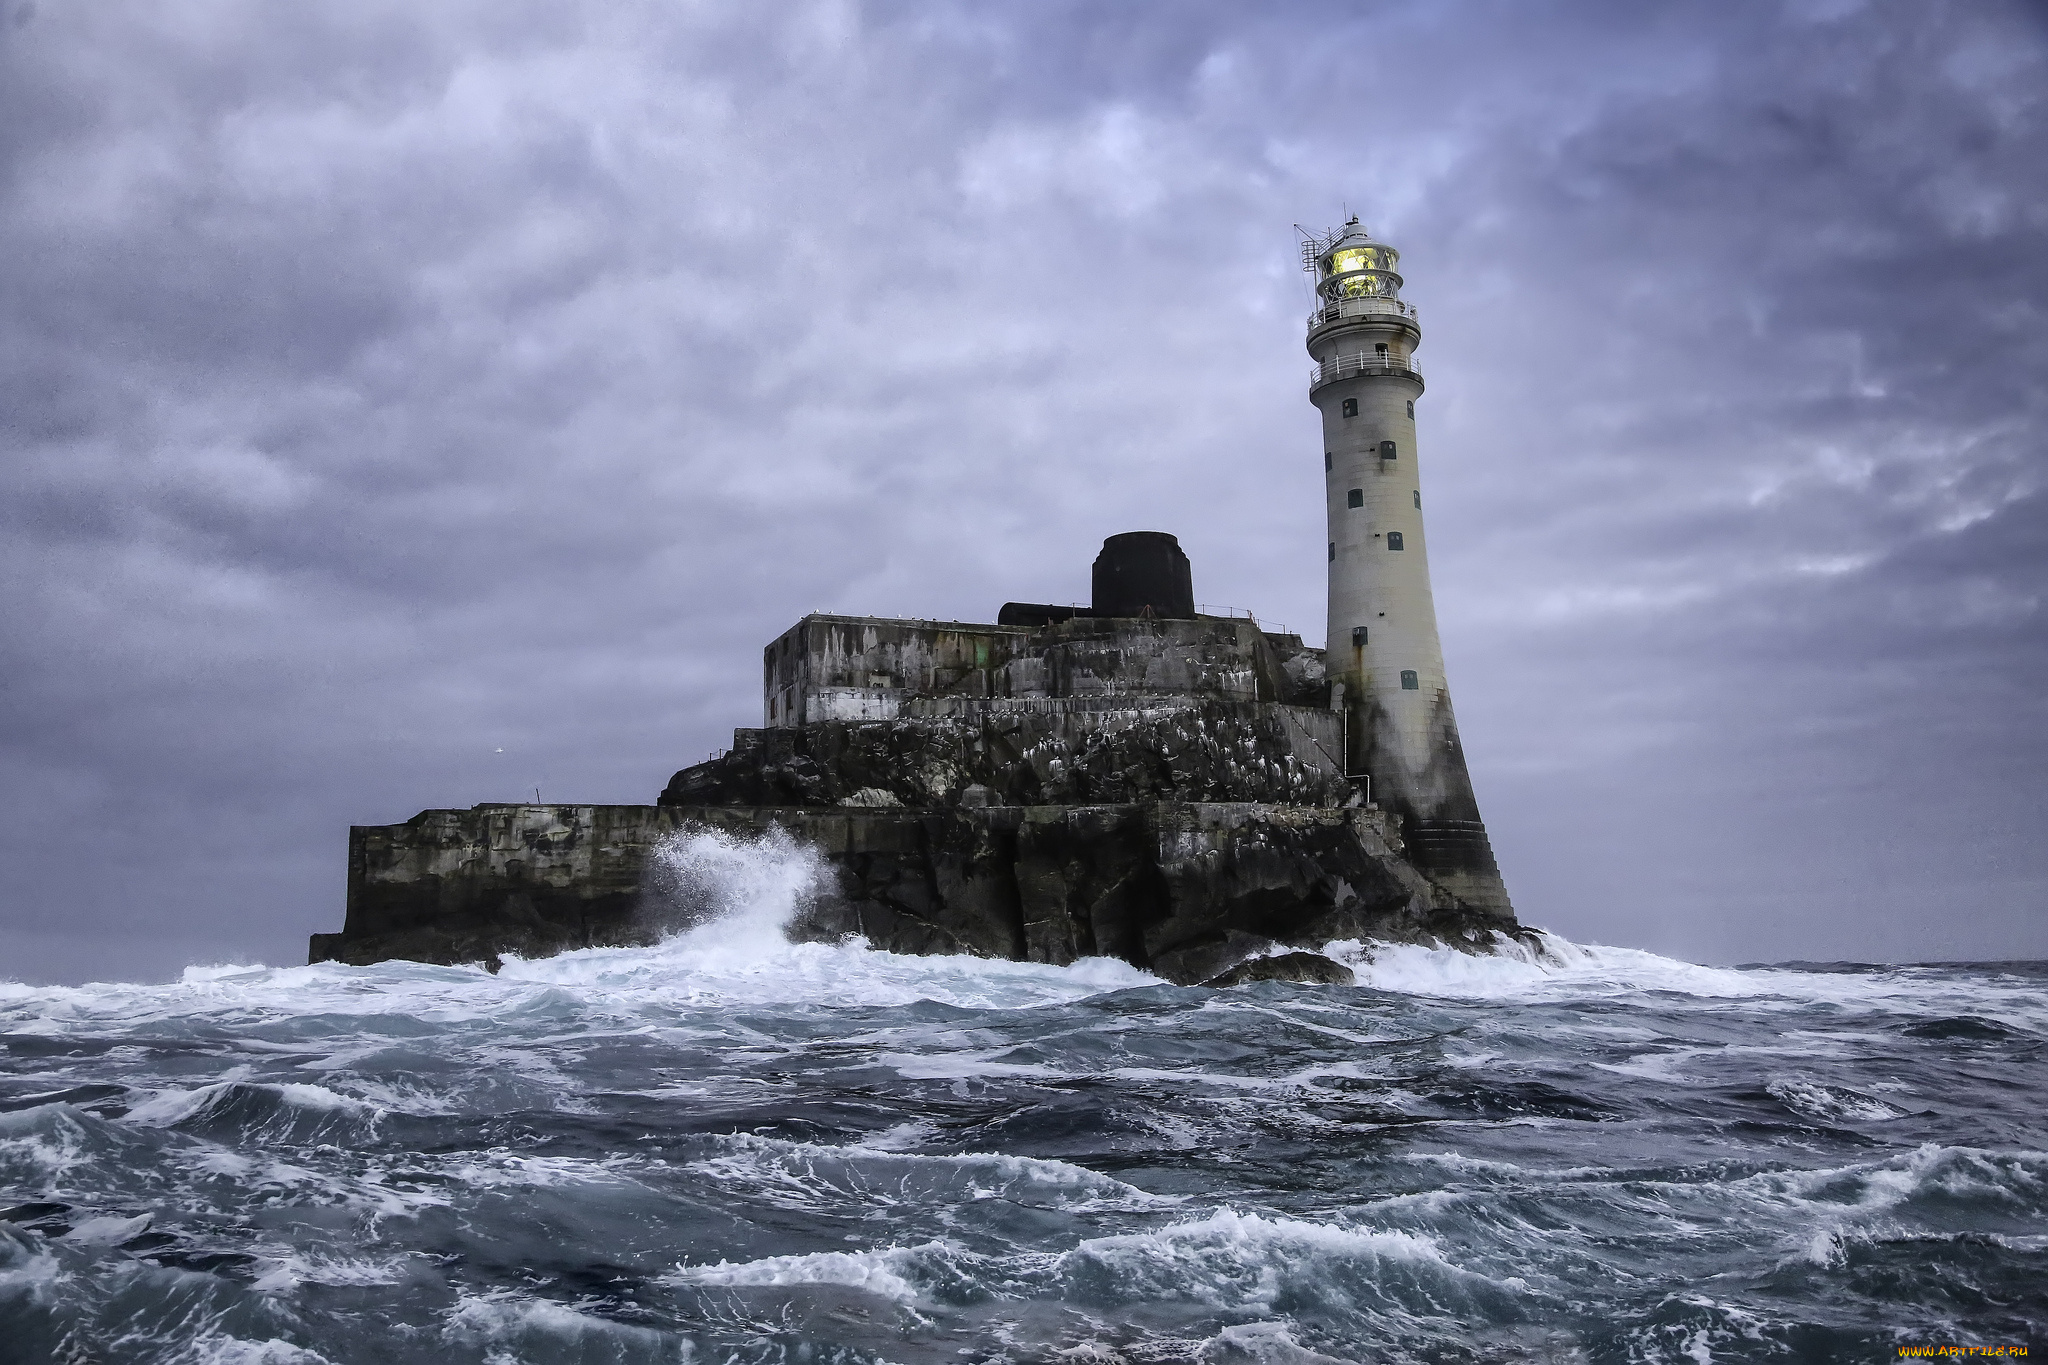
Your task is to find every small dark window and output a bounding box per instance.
[1340,398,1358,418]
[1375,342,1388,358]
[1324,450,1332,471]
[1328,541,1336,562]
[1346,488,1363,508]
[1400,669,1419,690]
[1379,440,1397,460]
[1387,531,1405,550]
[1413,490,1420,509]
[1406,400,1414,418]
[1351,626,1368,647]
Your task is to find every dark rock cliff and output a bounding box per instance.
[660,701,1350,810]
[314,800,1517,984]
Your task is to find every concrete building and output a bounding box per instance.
[1305,219,1513,917]
[759,533,1332,744]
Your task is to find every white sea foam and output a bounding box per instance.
[1765,1078,1912,1123]
[1052,1208,1502,1313]
[170,1145,453,1221]
[429,1150,654,1192]
[60,1212,152,1245]
[1198,1321,1363,1365]
[156,1338,338,1365]
[1331,933,1773,1000]
[663,1241,964,1303]
[1756,1143,2048,1217]
[497,932,1157,1011]
[0,1103,107,1185]
[1329,931,2048,1031]
[442,1291,680,1355]
[687,1131,1175,1215]
[250,1250,414,1294]
[659,1211,1489,1320]
[125,1081,378,1128]
[1367,1142,2048,1284]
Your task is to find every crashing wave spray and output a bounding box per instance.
[640,823,828,959]
[483,821,1155,1007]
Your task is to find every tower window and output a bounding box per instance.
[1387,531,1405,550]
[1379,440,1397,460]
[1375,342,1388,359]
[1400,670,1419,690]
[1352,626,1368,646]
[1341,398,1358,418]
[1328,542,1335,562]
[1413,490,1420,509]
[1406,400,1414,418]
[1324,450,1332,471]
[1346,488,1363,508]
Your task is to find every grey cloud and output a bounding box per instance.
[2,0,2042,982]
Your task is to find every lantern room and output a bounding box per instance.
[1313,218,1403,302]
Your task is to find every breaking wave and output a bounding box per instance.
[2,827,2043,1359]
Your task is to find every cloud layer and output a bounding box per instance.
[3,0,2043,981]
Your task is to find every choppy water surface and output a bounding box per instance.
[3,831,2043,1363]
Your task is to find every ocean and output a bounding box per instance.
[2,828,2042,1363]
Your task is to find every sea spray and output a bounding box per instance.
[636,821,828,953]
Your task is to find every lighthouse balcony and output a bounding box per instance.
[1309,351,1422,393]
[1307,297,1419,330]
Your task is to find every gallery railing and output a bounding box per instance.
[1308,296,1419,328]
[1308,352,1422,391]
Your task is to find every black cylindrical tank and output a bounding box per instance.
[1091,532,1195,619]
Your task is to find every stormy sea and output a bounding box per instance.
[2,830,2042,1364]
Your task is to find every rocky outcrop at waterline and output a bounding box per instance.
[1203,951,1358,988]
[315,798,1519,985]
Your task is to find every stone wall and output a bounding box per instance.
[762,613,1329,729]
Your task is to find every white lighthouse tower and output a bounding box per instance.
[1306,218,1512,918]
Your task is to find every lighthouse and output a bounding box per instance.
[1306,219,1513,917]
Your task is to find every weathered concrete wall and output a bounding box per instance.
[321,804,676,969]
[763,614,1330,729]
[763,617,1030,728]
[314,801,1521,982]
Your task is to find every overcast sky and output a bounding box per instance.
[3,0,2043,985]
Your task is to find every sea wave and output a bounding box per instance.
[1,828,2041,1359]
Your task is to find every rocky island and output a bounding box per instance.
[312,533,1522,983]
[311,220,1526,983]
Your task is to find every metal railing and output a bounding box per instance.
[1198,604,1291,636]
[1309,352,1421,390]
[1308,296,1418,328]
